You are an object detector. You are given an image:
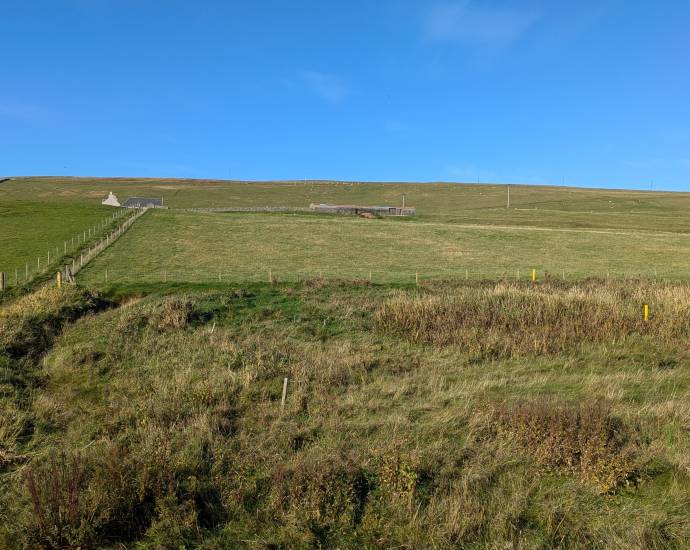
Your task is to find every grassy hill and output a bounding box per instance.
[2,177,690,547]
[5,176,690,286]
[1,281,689,547]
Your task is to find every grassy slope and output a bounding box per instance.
[5,177,690,285]
[78,209,690,284]
[0,200,117,281]
[1,282,689,548]
[7,176,690,225]
[3,177,690,546]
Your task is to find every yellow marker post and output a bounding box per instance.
[531,268,537,282]
[644,304,649,322]
[56,270,62,288]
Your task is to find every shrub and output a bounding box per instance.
[491,399,640,492]
[149,297,194,331]
[23,452,99,548]
[271,453,370,536]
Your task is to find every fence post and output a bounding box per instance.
[0,272,6,291]
[281,377,288,411]
[56,270,62,288]
[531,268,537,282]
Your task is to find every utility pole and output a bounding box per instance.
[506,184,510,209]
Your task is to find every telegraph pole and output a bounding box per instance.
[506,184,510,209]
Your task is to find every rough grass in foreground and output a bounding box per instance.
[1,280,689,548]
[375,281,690,357]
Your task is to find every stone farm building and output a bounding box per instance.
[309,203,416,216]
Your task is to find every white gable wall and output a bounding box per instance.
[102,192,121,207]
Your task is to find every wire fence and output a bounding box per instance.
[75,265,686,286]
[0,208,143,291]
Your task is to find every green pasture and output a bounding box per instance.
[78,209,690,284]
[0,200,118,283]
[5,176,690,229]
[5,177,690,287]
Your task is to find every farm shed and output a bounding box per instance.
[123,197,165,209]
[309,203,416,216]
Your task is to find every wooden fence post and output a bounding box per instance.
[56,271,62,288]
[281,377,288,411]
[0,272,6,291]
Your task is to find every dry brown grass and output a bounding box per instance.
[491,398,641,493]
[3,282,690,547]
[375,281,690,357]
[0,286,101,359]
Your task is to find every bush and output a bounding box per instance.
[23,452,100,548]
[271,453,370,542]
[491,399,641,492]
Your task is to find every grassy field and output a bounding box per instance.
[1,281,689,547]
[5,177,690,288]
[77,209,690,284]
[6,176,690,228]
[0,200,126,285]
[3,178,690,547]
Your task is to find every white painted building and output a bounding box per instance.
[102,192,121,207]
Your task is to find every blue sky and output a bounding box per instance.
[2,0,689,190]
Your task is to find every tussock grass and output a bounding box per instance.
[0,287,104,470]
[375,281,690,357]
[0,286,102,359]
[1,282,690,547]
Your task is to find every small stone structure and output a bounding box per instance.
[102,191,121,207]
[309,203,416,217]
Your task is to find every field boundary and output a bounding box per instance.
[179,206,311,213]
[76,265,677,286]
[0,208,136,291]
[71,208,148,281]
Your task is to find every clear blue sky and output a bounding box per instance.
[2,1,689,189]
